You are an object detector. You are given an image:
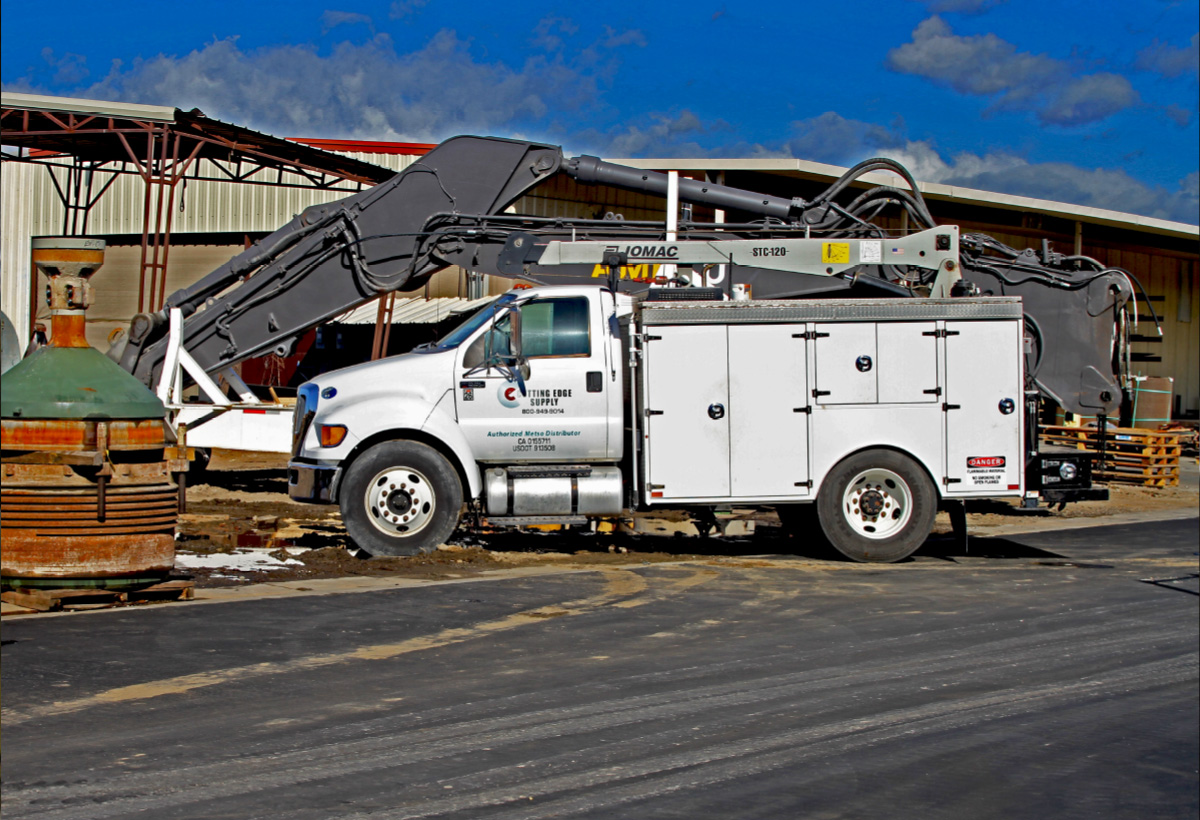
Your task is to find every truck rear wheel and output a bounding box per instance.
[817,450,936,563]
[340,441,463,557]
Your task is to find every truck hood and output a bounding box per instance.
[303,349,455,416]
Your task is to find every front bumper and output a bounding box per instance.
[288,461,340,504]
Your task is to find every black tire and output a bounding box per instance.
[339,441,463,557]
[816,449,937,563]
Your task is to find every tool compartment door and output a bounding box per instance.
[943,320,1023,494]
[813,323,878,404]
[729,324,810,497]
[877,322,939,403]
[642,324,730,499]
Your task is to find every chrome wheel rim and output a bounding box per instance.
[841,468,913,539]
[365,466,435,536]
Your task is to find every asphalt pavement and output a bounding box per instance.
[2,517,1197,819]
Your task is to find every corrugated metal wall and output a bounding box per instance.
[1,162,36,344]
[514,174,666,222]
[1107,251,1198,417]
[24,152,416,236]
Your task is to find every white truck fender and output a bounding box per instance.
[811,436,943,500]
[419,389,483,498]
[322,391,481,501]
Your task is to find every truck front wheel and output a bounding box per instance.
[340,441,463,557]
[817,450,936,563]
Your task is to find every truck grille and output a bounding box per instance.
[292,391,314,457]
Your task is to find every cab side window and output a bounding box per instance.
[521,297,590,358]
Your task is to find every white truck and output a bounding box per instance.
[106,136,1133,561]
[287,277,1079,562]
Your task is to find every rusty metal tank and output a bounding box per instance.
[1,238,183,588]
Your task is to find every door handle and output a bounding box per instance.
[708,403,725,420]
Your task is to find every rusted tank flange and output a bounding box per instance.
[1,484,177,588]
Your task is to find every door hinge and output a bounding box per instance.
[923,329,961,338]
[644,334,662,342]
[799,330,830,340]
[649,483,665,490]
[943,477,962,486]
[793,406,812,414]
[923,387,942,396]
[942,403,961,411]
[813,389,831,398]
[646,409,664,416]
[794,480,813,488]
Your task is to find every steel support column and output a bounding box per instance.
[118,125,202,313]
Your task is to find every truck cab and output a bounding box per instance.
[288,286,630,556]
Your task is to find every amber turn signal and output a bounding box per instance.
[319,425,348,447]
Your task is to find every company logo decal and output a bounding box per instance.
[498,385,521,408]
[604,244,679,260]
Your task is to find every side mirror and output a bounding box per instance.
[480,303,528,395]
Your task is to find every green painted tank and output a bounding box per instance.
[1,238,181,589]
[1,346,166,420]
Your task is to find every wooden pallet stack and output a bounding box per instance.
[1,580,194,613]
[1040,425,1182,487]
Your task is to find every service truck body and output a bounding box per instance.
[288,285,1056,561]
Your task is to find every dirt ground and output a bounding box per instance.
[174,449,1199,588]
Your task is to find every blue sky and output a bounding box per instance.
[3,0,1197,223]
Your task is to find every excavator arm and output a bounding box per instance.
[116,136,563,386]
[113,136,1137,417]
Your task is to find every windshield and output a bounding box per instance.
[430,293,518,350]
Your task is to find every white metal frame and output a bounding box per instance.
[156,308,294,454]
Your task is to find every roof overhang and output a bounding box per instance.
[1,91,176,123]
[1,91,395,188]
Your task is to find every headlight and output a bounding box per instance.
[1059,462,1078,481]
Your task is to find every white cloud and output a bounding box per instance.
[571,109,733,157]
[590,110,1198,225]
[1137,32,1200,78]
[801,114,1198,224]
[39,48,90,85]
[17,27,643,143]
[887,16,1140,125]
[321,11,375,35]
[389,0,431,20]
[923,0,1007,13]
[3,20,1190,226]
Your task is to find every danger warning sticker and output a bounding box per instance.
[968,456,1006,468]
